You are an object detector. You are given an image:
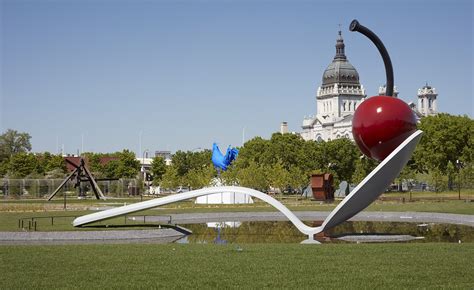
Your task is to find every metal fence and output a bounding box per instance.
[0,178,140,198]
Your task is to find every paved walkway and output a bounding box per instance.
[0,229,184,245]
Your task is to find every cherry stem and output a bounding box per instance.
[349,20,394,97]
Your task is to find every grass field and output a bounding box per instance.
[0,243,472,289]
[1,192,473,289]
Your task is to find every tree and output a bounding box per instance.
[7,152,39,178]
[352,156,378,184]
[238,137,271,167]
[320,138,359,183]
[151,156,167,185]
[413,114,473,174]
[115,150,140,178]
[161,165,181,189]
[83,152,105,176]
[236,160,269,192]
[268,133,306,170]
[0,160,8,177]
[287,166,308,193]
[186,166,214,189]
[37,152,67,175]
[267,160,291,193]
[103,150,140,178]
[0,129,32,162]
[170,150,211,177]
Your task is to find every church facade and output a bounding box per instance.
[300,32,438,142]
[301,31,365,142]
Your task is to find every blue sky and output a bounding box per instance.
[1,0,473,156]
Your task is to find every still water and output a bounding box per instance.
[175,221,474,244]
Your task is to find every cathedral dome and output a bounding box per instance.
[322,31,360,86]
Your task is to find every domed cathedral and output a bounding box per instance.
[301,31,366,142]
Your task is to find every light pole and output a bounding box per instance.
[456,159,463,200]
[142,149,149,196]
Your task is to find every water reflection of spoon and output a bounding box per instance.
[74,130,422,243]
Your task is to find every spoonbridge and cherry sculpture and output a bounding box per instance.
[73,20,423,242]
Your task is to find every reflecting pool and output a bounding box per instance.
[175,221,474,244]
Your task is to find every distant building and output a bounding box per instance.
[280,122,289,134]
[378,85,399,97]
[155,150,172,166]
[416,83,438,117]
[300,31,439,142]
[301,31,366,141]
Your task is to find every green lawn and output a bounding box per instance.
[0,243,472,289]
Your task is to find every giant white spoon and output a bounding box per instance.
[74,130,423,241]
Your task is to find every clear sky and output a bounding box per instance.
[1,0,473,156]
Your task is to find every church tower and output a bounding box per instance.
[301,31,366,141]
[316,31,366,120]
[417,83,438,116]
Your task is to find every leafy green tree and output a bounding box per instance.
[0,160,9,177]
[151,156,167,185]
[7,152,39,178]
[186,166,214,189]
[37,152,67,175]
[267,160,291,192]
[188,150,212,172]
[220,164,239,185]
[171,151,189,177]
[298,140,324,175]
[169,150,211,177]
[0,129,32,162]
[84,152,105,176]
[161,165,181,189]
[238,137,271,167]
[102,150,140,178]
[115,150,140,178]
[429,169,448,192]
[320,138,359,183]
[236,160,269,192]
[446,161,456,190]
[413,114,473,174]
[267,133,306,170]
[287,166,308,192]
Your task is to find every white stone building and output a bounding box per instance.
[300,32,439,142]
[301,31,366,141]
[416,84,438,117]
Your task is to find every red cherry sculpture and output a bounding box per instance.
[352,96,417,161]
[349,19,417,161]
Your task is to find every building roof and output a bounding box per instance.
[322,31,360,86]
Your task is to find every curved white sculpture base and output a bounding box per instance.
[74,130,423,240]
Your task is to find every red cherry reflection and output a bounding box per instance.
[352,96,417,161]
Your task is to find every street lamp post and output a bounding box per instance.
[142,149,149,199]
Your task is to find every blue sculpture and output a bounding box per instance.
[211,143,239,172]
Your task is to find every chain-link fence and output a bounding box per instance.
[0,178,140,198]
